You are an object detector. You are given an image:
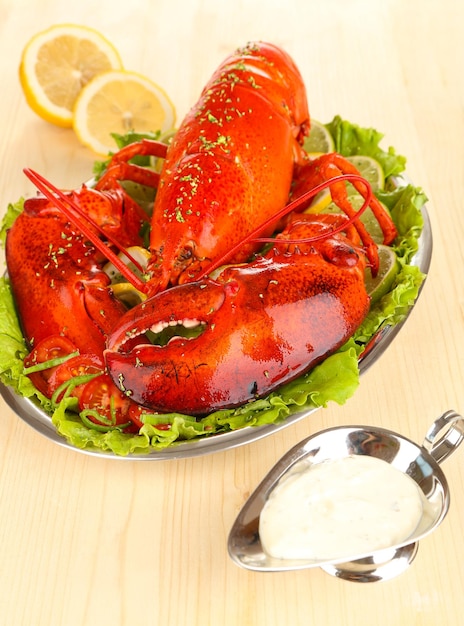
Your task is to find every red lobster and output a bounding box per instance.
[5,41,397,428]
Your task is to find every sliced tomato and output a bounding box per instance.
[24,371,49,396]
[24,336,78,368]
[128,404,171,431]
[78,373,133,428]
[24,336,78,395]
[47,354,104,401]
[127,404,145,429]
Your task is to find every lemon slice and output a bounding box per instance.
[103,246,150,307]
[303,120,335,154]
[303,152,333,212]
[73,70,176,156]
[346,155,385,195]
[365,245,400,303]
[111,282,147,308]
[19,24,123,127]
[304,188,332,214]
[102,246,150,283]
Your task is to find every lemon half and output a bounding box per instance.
[19,23,123,127]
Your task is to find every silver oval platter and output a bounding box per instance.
[0,188,432,460]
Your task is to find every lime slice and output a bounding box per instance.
[359,205,391,244]
[303,120,335,154]
[154,127,178,173]
[120,180,156,214]
[323,195,391,244]
[346,155,385,195]
[356,196,392,244]
[159,128,177,146]
[365,245,399,303]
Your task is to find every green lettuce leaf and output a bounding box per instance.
[326,115,407,178]
[0,198,24,246]
[0,277,28,384]
[378,183,427,263]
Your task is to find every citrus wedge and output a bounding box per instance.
[303,120,335,154]
[154,128,178,172]
[19,23,123,127]
[365,245,400,303]
[73,70,176,156]
[103,246,149,307]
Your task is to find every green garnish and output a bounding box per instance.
[23,350,80,375]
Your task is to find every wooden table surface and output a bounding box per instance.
[1,1,463,624]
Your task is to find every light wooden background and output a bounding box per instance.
[1,1,463,624]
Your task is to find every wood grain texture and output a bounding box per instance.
[1,1,463,624]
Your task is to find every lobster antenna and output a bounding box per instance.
[24,168,148,294]
[253,174,373,244]
[196,173,374,280]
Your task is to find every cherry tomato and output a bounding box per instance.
[78,373,132,428]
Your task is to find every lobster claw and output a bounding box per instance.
[105,239,370,415]
[105,280,230,413]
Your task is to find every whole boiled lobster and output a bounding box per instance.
[5,41,397,430]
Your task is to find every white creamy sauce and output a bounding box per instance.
[259,454,425,562]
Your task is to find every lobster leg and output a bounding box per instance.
[95,138,167,192]
[291,153,398,275]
